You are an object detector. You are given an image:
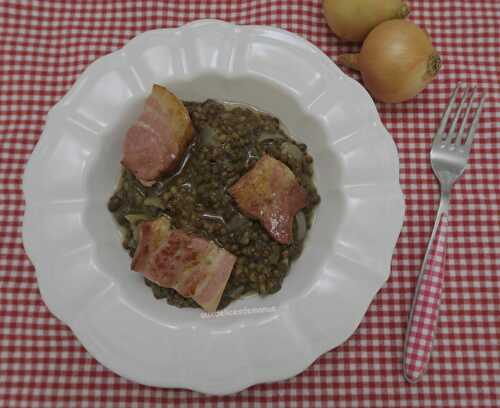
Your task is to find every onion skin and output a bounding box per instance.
[323,0,410,42]
[339,19,441,103]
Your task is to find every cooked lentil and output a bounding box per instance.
[108,99,320,310]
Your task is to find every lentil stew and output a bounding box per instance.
[108,99,320,310]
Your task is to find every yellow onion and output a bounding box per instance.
[323,0,410,42]
[338,19,441,103]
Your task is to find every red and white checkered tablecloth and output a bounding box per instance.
[1,0,498,406]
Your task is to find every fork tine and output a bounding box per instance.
[435,83,463,141]
[456,86,477,144]
[448,86,470,143]
[464,94,486,149]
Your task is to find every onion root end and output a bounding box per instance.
[397,3,411,19]
[427,54,442,78]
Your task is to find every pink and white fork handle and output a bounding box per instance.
[403,203,449,383]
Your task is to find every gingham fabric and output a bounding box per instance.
[1,1,498,407]
[403,214,448,383]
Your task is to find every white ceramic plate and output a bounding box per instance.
[23,20,404,394]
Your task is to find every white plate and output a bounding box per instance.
[22,20,404,394]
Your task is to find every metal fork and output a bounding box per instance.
[402,84,486,383]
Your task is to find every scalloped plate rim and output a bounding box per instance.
[22,19,405,394]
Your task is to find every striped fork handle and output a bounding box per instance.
[403,210,448,382]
